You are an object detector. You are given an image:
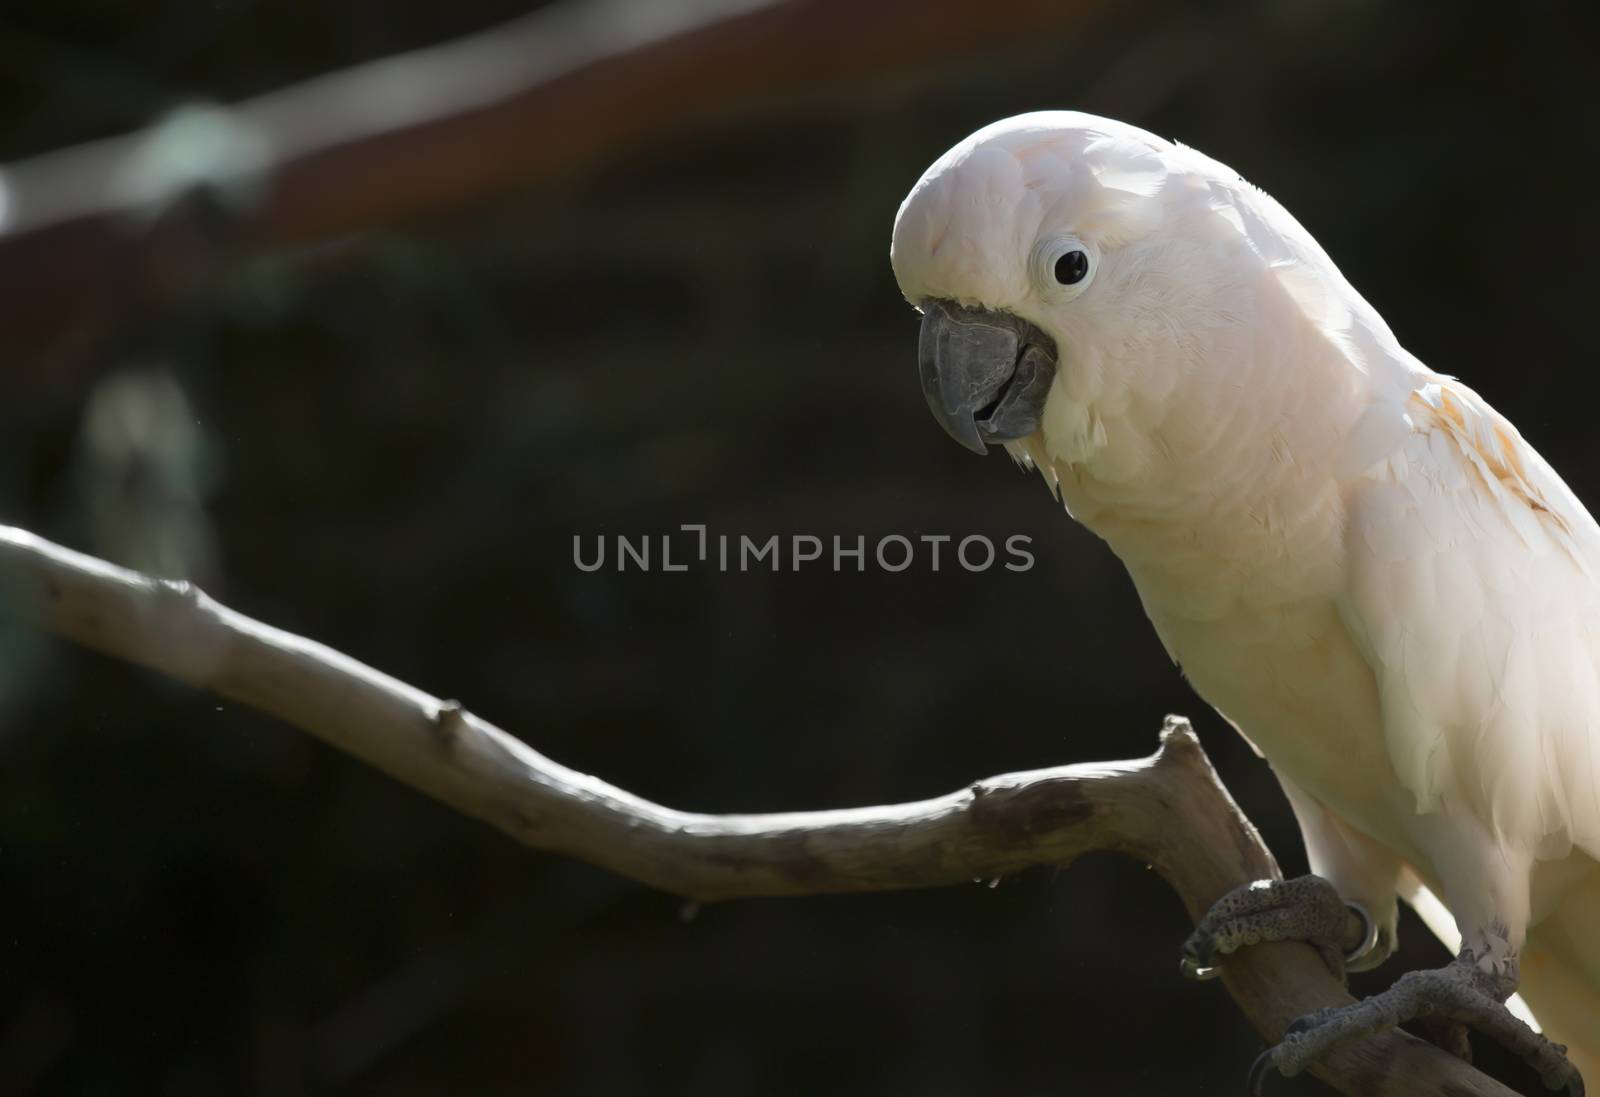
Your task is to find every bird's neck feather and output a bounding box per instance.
[1035,327,1378,595]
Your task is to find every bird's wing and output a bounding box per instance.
[1340,376,1600,860]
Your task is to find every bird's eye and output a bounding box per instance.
[1031,235,1096,300]
[1053,250,1089,285]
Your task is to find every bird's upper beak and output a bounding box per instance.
[917,299,1057,455]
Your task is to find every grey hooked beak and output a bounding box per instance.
[917,299,1057,455]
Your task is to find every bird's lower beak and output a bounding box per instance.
[917,299,1057,455]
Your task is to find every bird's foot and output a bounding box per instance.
[1414,1015,1473,1062]
[1181,875,1374,982]
[1250,953,1585,1096]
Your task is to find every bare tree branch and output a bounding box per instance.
[0,0,1117,356]
[0,523,1518,1097]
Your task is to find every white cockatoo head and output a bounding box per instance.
[890,111,1354,477]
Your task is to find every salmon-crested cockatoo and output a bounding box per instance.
[891,111,1598,1091]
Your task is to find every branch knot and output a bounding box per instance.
[433,699,468,747]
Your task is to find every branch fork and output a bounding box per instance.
[0,524,1519,1096]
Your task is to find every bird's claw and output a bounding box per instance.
[1179,954,1222,981]
[1182,875,1368,983]
[1282,1014,1317,1039]
[1246,1047,1280,1097]
[1253,957,1585,1096]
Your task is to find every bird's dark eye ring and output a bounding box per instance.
[1032,236,1095,296]
[1054,249,1090,285]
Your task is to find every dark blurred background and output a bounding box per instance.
[0,1,1596,1094]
